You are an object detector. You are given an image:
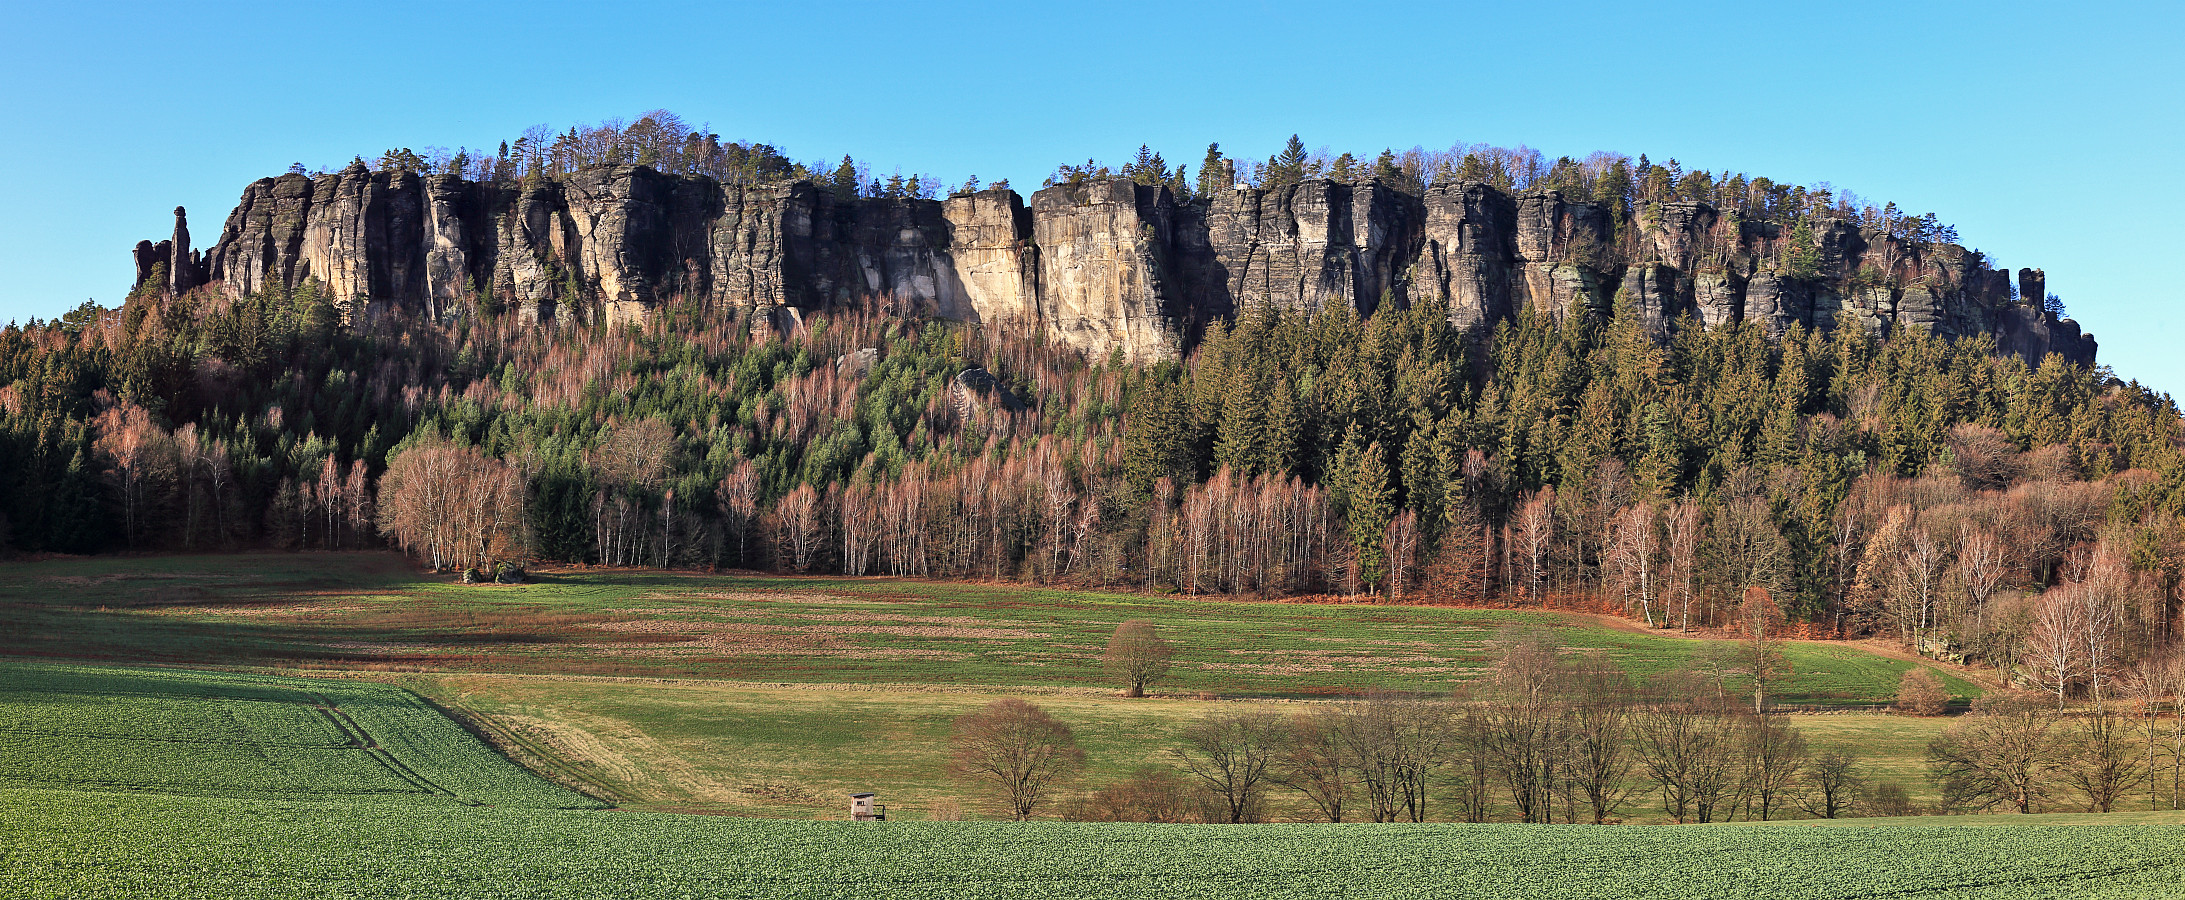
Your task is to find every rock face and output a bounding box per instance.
[1031,180,1182,362]
[162,166,2096,367]
[1178,179,1423,319]
[942,187,1038,325]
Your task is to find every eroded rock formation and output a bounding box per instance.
[145,166,2097,367]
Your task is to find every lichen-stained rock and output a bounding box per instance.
[1351,181,1425,314]
[1620,263,1679,336]
[1693,269,1742,328]
[300,162,426,322]
[492,179,571,324]
[1512,191,1614,319]
[422,175,478,318]
[1411,181,1518,327]
[562,165,674,325]
[708,181,799,310]
[1745,271,1807,336]
[1644,201,1717,269]
[1185,178,1425,319]
[1200,180,1352,315]
[1030,179,1182,362]
[942,187,1038,325]
[206,174,314,300]
[836,197,965,318]
[952,366,1028,435]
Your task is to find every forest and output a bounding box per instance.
[4,230,2180,699]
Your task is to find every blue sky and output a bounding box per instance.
[3,1,2179,392]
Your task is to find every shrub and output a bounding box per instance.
[1066,767,1209,823]
[1896,668,1949,717]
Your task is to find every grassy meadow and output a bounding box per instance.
[3,552,2183,898]
[0,552,1979,701]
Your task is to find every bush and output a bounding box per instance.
[1065,767,1210,823]
[1896,668,1949,716]
[1863,782,1919,817]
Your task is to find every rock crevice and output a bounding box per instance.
[149,167,2095,366]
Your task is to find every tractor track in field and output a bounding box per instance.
[308,697,460,801]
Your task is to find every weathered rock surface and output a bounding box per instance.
[160,165,2096,367]
[1030,180,1181,361]
[941,187,1038,325]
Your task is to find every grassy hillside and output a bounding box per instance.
[5,786,2183,900]
[0,659,599,808]
[413,674,1971,820]
[0,553,1980,702]
[0,553,2004,821]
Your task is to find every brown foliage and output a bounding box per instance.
[1067,767,1208,822]
[376,438,525,573]
[1896,668,1950,716]
[1102,620,1173,698]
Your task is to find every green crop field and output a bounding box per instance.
[4,786,2183,899]
[0,659,600,809]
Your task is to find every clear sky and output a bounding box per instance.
[3,1,2178,392]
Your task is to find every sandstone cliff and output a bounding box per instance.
[144,166,2097,367]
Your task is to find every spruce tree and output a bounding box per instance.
[1346,440,1395,593]
[1196,143,1225,196]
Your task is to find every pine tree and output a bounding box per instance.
[1373,149,1402,185]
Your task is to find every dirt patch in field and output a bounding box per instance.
[649,591,882,606]
[1195,649,1466,677]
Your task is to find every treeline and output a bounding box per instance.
[953,626,2185,823]
[3,270,2182,684]
[331,111,1961,258]
[330,110,954,201]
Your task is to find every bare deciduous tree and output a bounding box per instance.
[1172,712,1287,823]
[1664,499,1703,632]
[948,698,1085,820]
[1743,713,1809,821]
[1796,750,1864,819]
[1603,504,1659,627]
[1274,709,1353,822]
[1563,651,1636,824]
[2057,706,2146,813]
[1927,691,2060,814]
[1102,620,1174,698]
[1477,634,1569,823]
[1633,671,1745,823]
[774,483,826,573]
[377,438,525,573]
[1512,488,1555,602]
[1069,767,1206,823]
[1730,586,1791,714]
[1339,692,1458,822]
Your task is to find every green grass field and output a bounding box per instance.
[411,673,1974,819]
[0,553,1980,702]
[5,786,2183,900]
